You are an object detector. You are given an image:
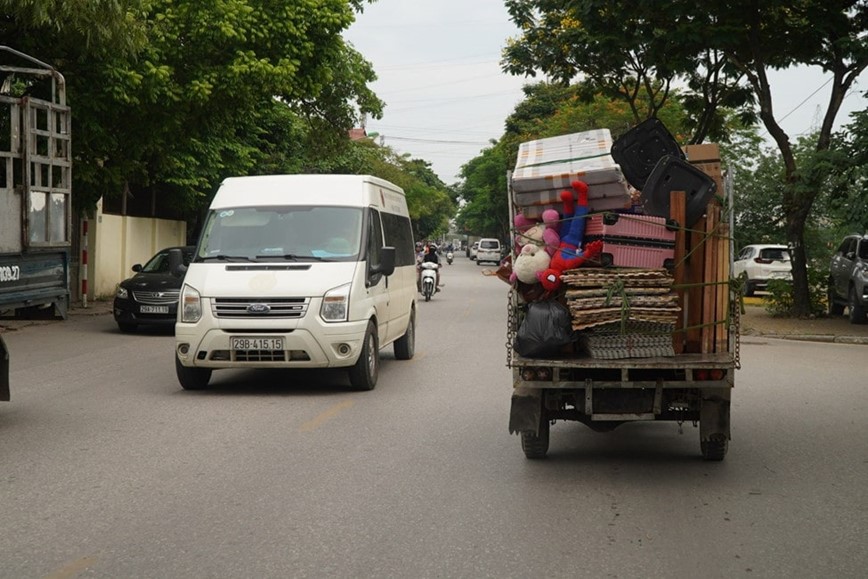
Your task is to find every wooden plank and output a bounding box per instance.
[716,215,730,352]
[669,191,687,355]
[686,219,705,353]
[701,206,719,353]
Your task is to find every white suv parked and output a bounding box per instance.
[733,244,791,296]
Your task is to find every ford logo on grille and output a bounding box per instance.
[247,303,271,314]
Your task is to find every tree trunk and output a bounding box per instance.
[785,211,811,317]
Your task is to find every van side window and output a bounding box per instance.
[381,212,415,266]
[367,209,384,267]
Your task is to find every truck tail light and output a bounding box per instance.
[695,369,726,381]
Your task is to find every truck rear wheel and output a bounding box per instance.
[701,434,728,461]
[520,419,550,459]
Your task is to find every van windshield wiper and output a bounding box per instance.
[202,254,257,262]
[256,253,331,262]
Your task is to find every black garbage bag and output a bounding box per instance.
[514,300,575,358]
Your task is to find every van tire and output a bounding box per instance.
[349,321,379,390]
[394,309,415,360]
[175,355,211,390]
[117,322,138,333]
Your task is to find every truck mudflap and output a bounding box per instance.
[509,388,542,435]
[0,334,9,401]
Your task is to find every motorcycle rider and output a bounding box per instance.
[417,242,442,292]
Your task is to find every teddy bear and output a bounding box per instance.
[510,242,552,285]
[514,209,560,256]
[539,180,604,292]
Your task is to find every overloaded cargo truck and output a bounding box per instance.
[0,46,72,321]
[505,124,738,460]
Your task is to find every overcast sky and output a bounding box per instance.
[344,0,868,186]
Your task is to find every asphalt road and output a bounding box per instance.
[1,256,866,578]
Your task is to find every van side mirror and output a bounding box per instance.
[371,246,396,277]
[167,248,188,278]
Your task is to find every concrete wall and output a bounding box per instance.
[85,199,187,299]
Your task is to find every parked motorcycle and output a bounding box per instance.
[446,251,454,265]
[420,261,439,301]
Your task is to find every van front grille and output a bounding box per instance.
[212,297,309,318]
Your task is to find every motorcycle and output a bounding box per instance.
[420,261,439,301]
[446,251,454,265]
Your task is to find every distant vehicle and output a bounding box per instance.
[113,246,195,332]
[475,238,502,265]
[828,234,868,324]
[732,244,791,296]
[469,242,479,261]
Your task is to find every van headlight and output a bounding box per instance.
[321,283,350,322]
[116,285,129,299]
[181,284,202,323]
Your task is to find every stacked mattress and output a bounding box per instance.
[512,129,633,219]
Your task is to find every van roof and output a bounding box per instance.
[212,174,406,210]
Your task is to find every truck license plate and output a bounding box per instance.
[230,337,284,351]
[140,305,169,314]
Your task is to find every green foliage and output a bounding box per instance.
[502,0,750,143]
[454,142,511,241]
[2,0,385,217]
[763,267,827,318]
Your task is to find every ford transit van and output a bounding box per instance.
[173,175,417,391]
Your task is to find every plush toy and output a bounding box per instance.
[510,243,551,285]
[514,210,560,256]
[539,180,604,292]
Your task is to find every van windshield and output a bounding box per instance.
[196,206,363,262]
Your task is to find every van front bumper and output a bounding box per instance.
[175,319,369,369]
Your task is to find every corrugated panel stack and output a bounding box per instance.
[561,268,681,359]
[512,129,633,219]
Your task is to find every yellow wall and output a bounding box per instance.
[86,199,187,299]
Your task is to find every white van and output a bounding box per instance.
[475,238,502,265]
[173,175,417,391]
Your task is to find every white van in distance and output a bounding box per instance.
[172,174,417,391]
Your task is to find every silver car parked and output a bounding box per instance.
[828,234,868,324]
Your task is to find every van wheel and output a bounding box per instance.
[117,322,138,333]
[393,309,415,360]
[175,354,211,390]
[848,287,866,324]
[349,321,379,390]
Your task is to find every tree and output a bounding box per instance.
[502,0,868,317]
[502,0,754,144]
[1,1,384,215]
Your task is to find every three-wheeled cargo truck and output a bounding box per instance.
[506,131,738,460]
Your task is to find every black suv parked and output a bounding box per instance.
[828,234,868,324]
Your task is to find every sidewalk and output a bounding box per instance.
[740,303,868,345]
